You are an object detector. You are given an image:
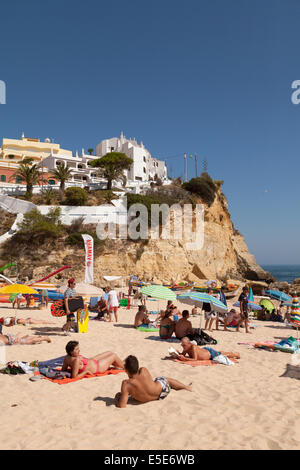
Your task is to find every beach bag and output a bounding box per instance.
[189,329,217,346]
[68,297,84,312]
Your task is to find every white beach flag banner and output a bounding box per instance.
[82,234,94,284]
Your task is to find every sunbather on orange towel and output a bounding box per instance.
[62,341,124,379]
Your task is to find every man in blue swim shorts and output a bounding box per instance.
[177,337,240,362]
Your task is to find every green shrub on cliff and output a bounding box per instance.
[64,187,88,206]
[66,230,102,249]
[182,173,217,206]
[16,207,62,243]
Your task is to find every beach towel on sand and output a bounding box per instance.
[172,358,217,366]
[35,368,125,384]
[172,358,238,367]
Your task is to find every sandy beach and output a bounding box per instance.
[0,297,299,451]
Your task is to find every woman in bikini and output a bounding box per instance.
[62,341,124,379]
[0,333,51,346]
[159,311,175,339]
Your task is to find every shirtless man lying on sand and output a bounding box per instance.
[176,337,240,361]
[114,355,192,408]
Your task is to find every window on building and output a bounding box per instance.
[56,161,62,166]
[16,177,23,184]
[8,155,14,159]
[78,164,83,169]
[0,175,6,182]
[111,147,114,152]
[143,156,146,162]
[143,167,146,173]
[135,176,142,181]
[48,180,56,185]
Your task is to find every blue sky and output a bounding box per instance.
[0,0,300,265]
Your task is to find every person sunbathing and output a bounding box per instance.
[159,311,175,339]
[177,337,240,361]
[114,355,192,408]
[0,316,55,327]
[175,310,194,339]
[134,305,151,328]
[0,333,51,346]
[62,341,124,379]
[220,308,241,331]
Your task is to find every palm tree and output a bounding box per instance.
[11,162,44,199]
[49,163,73,195]
[87,148,94,155]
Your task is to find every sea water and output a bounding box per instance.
[262,265,300,284]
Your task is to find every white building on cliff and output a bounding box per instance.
[96,132,167,183]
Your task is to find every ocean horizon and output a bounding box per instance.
[262,265,300,284]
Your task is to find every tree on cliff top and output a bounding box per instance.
[182,172,217,206]
[88,152,133,190]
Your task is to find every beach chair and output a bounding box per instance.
[88,296,100,312]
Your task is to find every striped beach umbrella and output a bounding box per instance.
[290,294,300,325]
[234,301,262,311]
[177,292,228,314]
[31,282,57,291]
[290,294,300,349]
[140,285,177,301]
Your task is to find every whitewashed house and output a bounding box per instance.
[96,132,167,184]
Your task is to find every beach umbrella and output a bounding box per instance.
[290,294,300,348]
[177,292,227,329]
[259,298,275,313]
[265,290,292,302]
[177,292,228,314]
[0,284,39,310]
[57,282,104,296]
[248,287,254,302]
[140,285,176,301]
[30,282,57,292]
[233,301,262,311]
[0,284,38,295]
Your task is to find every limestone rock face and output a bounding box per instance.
[1,192,272,285]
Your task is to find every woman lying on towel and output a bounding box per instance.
[0,316,55,327]
[0,333,51,346]
[62,341,124,379]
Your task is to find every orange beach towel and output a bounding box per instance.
[35,368,125,384]
[173,359,217,366]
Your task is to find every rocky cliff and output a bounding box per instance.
[0,190,272,285]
